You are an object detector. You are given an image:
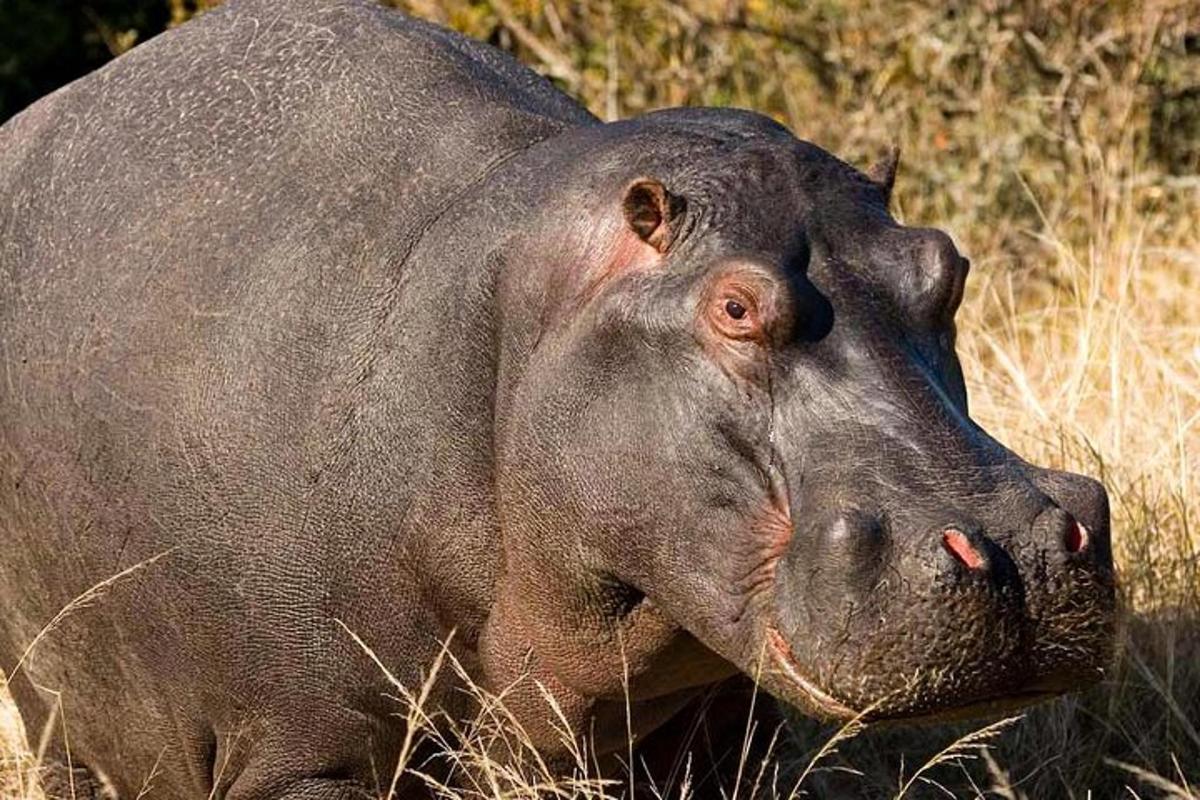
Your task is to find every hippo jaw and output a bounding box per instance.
[758,626,1046,722]
[765,630,1092,724]
[761,554,1117,724]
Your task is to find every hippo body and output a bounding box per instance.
[0,1,1115,798]
[1,2,589,794]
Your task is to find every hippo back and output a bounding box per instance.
[0,0,593,310]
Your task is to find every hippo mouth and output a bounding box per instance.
[765,626,859,718]
[765,624,1059,724]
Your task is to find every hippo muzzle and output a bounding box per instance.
[767,463,1116,721]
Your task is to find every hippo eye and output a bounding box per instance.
[703,272,769,345]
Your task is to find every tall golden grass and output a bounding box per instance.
[3,0,1198,796]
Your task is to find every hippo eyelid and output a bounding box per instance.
[701,268,777,344]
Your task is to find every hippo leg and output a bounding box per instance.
[244,781,375,800]
[628,677,786,800]
[37,760,104,800]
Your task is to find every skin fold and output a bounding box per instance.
[0,0,1115,797]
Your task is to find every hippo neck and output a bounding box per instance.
[357,130,600,650]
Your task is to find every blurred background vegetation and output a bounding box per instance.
[2,1,1198,798]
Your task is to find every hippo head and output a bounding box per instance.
[490,108,1116,724]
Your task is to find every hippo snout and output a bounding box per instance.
[767,468,1116,722]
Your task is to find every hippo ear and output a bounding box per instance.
[622,179,686,253]
[866,146,901,206]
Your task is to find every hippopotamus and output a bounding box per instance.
[0,0,1116,797]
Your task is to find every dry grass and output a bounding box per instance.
[3,0,1198,797]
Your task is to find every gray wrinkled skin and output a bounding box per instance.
[0,1,1115,797]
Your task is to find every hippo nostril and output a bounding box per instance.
[942,528,984,571]
[1065,519,1089,554]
